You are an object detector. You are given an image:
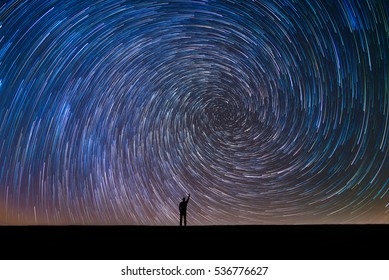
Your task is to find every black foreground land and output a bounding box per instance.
[1,224,388,259]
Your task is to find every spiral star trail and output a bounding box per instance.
[0,0,388,225]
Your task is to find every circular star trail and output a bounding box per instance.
[0,0,388,225]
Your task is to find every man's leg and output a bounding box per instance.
[180,214,182,226]
[184,214,187,226]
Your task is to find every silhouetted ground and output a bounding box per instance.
[1,224,388,259]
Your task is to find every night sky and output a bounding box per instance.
[0,0,388,225]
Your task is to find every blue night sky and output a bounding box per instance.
[0,0,388,225]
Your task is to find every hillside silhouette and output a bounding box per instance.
[1,224,388,259]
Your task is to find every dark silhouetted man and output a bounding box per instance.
[179,193,190,226]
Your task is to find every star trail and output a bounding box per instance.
[0,0,388,225]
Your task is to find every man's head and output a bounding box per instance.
[182,197,185,201]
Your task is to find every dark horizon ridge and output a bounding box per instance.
[2,224,388,260]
